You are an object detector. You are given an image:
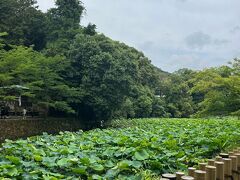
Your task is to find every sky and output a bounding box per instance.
[37,0,240,72]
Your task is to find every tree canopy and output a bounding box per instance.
[0,0,239,125]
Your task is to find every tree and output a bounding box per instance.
[0,46,74,115]
[0,0,47,50]
[151,97,168,117]
[190,64,240,117]
[66,34,139,122]
[48,0,84,30]
[60,31,172,122]
[229,58,240,76]
[159,73,194,118]
[135,95,153,118]
[83,23,97,36]
[46,0,84,42]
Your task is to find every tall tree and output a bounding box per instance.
[0,46,74,115]
[190,63,240,117]
[46,0,84,41]
[0,0,47,50]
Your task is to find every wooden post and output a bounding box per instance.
[162,174,176,180]
[188,167,196,177]
[235,153,240,168]
[228,152,234,156]
[235,153,240,180]
[219,153,229,158]
[223,158,232,179]
[176,172,185,180]
[229,155,237,180]
[194,170,206,180]
[215,161,224,180]
[181,176,194,180]
[215,156,223,161]
[207,159,215,166]
[205,165,216,180]
[233,149,239,154]
[199,163,207,171]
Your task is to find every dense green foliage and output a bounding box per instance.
[0,46,74,114]
[0,0,239,124]
[186,59,240,117]
[0,0,47,50]
[0,118,240,179]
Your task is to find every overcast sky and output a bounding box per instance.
[37,0,240,72]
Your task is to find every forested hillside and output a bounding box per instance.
[0,0,239,125]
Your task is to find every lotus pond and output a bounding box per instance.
[0,118,240,179]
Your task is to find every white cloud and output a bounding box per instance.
[37,0,240,72]
[37,0,55,12]
[169,54,206,70]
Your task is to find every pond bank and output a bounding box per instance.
[0,118,84,143]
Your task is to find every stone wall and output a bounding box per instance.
[0,118,83,143]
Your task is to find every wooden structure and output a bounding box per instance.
[161,147,240,180]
